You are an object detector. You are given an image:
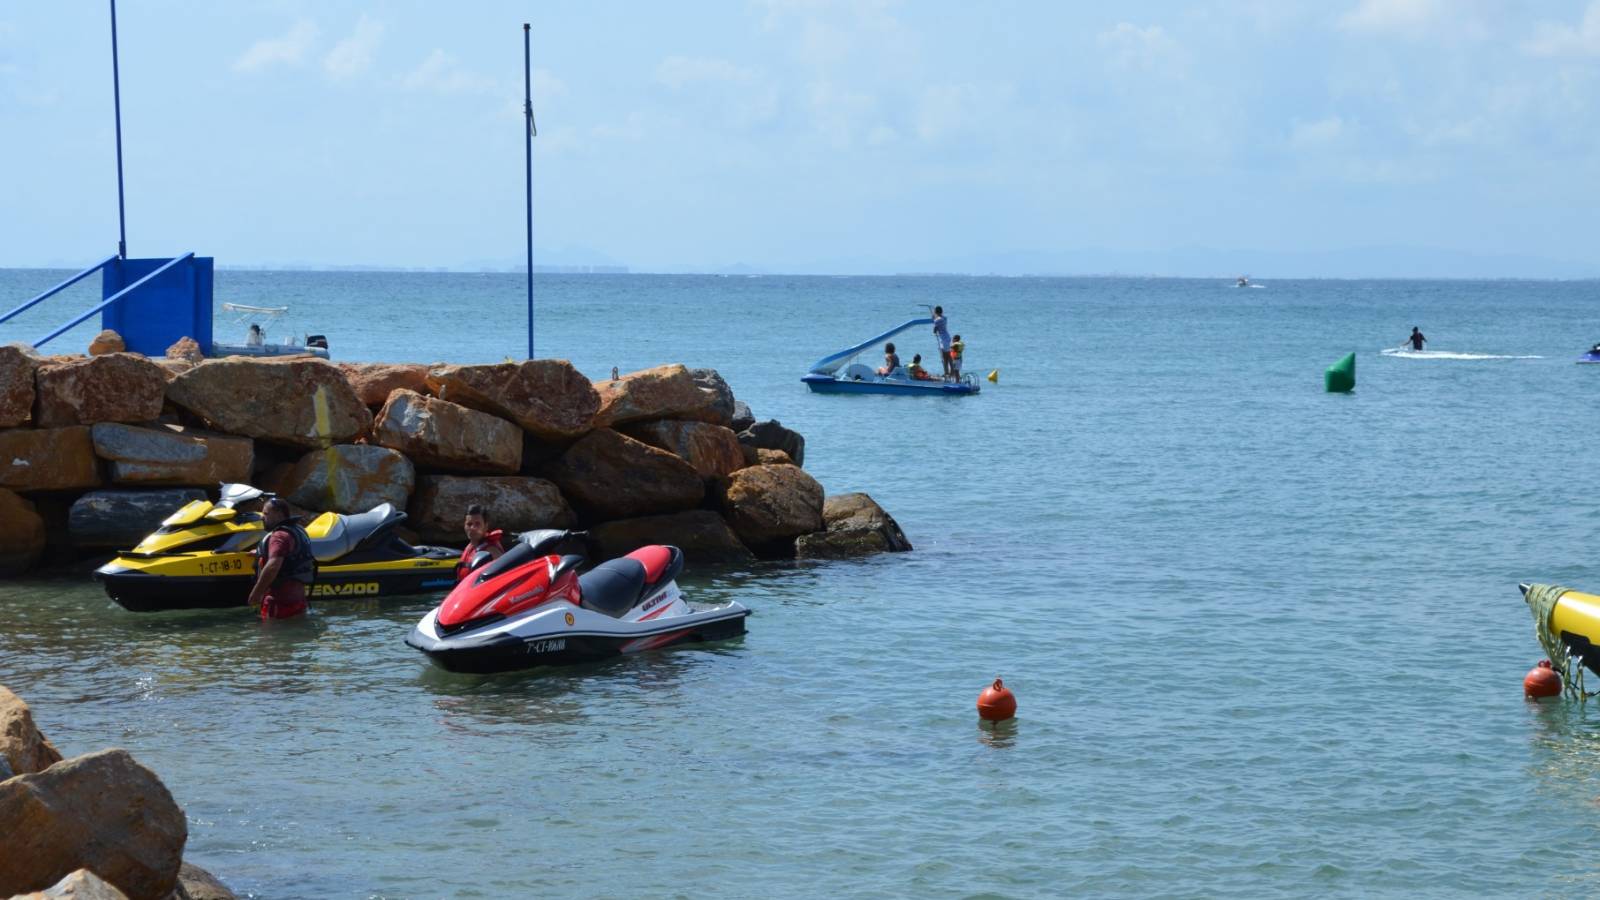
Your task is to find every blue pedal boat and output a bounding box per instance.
[801,317,981,396]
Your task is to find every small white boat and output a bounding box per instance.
[210,302,329,359]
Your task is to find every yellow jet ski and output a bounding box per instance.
[1520,583,1600,676]
[96,483,460,612]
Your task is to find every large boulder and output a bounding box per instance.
[340,362,429,408]
[687,368,736,427]
[88,330,126,356]
[90,423,253,487]
[587,510,753,564]
[280,444,414,514]
[34,354,166,428]
[373,390,521,474]
[165,358,371,449]
[543,429,704,522]
[13,868,130,899]
[427,360,598,441]
[0,685,62,779]
[730,399,754,433]
[164,337,204,364]
[0,748,187,900]
[719,463,824,552]
[593,364,722,428]
[738,419,805,468]
[0,343,41,428]
[796,492,914,559]
[0,427,100,493]
[67,489,207,548]
[0,489,47,576]
[620,420,745,481]
[407,475,576,543]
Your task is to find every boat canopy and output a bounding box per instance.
[807,317,933,375]
[221,302,289,316]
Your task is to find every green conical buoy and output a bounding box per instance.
[1325,352,1355,393]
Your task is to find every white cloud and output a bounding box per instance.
[1097,23,1182,74]
[1339,0,1444,32]
[232,21,317,73]
[1523,2,1600,57]
[323,15,383,79]
[655,56,757,89]
[401,49,498,94]
[1290,115,1348,148]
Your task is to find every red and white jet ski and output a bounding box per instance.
[404,532,749,674]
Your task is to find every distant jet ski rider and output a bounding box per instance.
[457,503,505,581]
[1407,327,1426,351]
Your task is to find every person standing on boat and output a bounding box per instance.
[247,498,315,620]
[949,334,964,380]
[877,342,901,377]
[1406,327,1426,351]
[456,504,505,582]
[932,306,953,378]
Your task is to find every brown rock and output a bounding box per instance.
[737,419,805,467]
[172,862,235,900]
[0,685,62,779]
[35,354,166,428]
[795,492,914,559]
[13,868,130,899]
[587,510,753,564]
[621,420,745,481]
[280,444,414,514]
[164,337,204,364]
[340,362,429,407]
[0,489,47,576]
[427,359,598,441]
[719,463,824,552]
[91,423,253,486]
[0,427,100,493]
[544,429,704,522]
[165,357,371,449]
[0,343,41,428]
[373,390,520,474]
[593,364,720,427]
[0,748,187,900]
[88,329,126,356]
[407,475,576,543]
[151,359,194,383]
[740,446,794,467]
[687,368,736,427]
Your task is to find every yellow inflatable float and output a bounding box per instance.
[1520,583,1600,683]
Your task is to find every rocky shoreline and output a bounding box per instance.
[0,334,911,577]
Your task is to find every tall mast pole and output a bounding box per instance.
[523,23,534,360]
[110,0,128,259]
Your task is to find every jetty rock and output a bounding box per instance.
[0,748,187,900]
[374,390,521,474]
[737,419,805,468]
[594,364,724,428]
[163,337,204,365]
[620,420,745,482]
[406,475,575,544]
[0,490,47,577]
[427,359,599,441]
[339,362,429,408]
[0,685,62,779]
[91,423,253,487]
[281,444,414,514]
[35,354,166,428]
[11,868,130,899]
[87,330,126,356]
[741,446,794,467]
[688,368,736,427]
[0,344,41,428]
[166,358,370,449]
[544,428,704,522]
[587,510,754,564]
[68,489,207,549]
[172,862,236,900]
[0,427,101,493]
[796,492,914,559]
[719,463,824,553]
[730,399,755,433]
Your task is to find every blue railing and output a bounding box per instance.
[32,253,194,348]
[0,254,118,329]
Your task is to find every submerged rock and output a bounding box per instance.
[91,423,253,487]
[34,354,166,428]
[373,390,521,474]
[406,475,575,544]
[0,748,187,900]
[340,362,429,408]
[796,492,913,559]
[280,444,414,514]
[166,358,370,449]
[594,364,722,427]
[0,427,101,493]
[427,360,598,441]
[737,419,805,468]
[719,463,824,552]
[621,420,745,481]
[587,510,754,564]
[67,489,207,548]
[544,428,704,522]
[0,684,62,778]
[0,489,47,576]
[0,344,41,428]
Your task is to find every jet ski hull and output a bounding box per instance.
[1578,353,1600,365]
[406,602,750,674]
[97,555,459,612]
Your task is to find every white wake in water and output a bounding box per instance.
[1380,348,1544,361]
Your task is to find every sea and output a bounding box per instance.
[3,270,1600,898]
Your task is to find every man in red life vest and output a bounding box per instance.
[246,498,316,620]
[457,503,505,582]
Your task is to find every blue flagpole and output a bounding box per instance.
[110,0,128,259]
[523,23,534,360]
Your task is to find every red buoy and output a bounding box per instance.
[977,677,1017,721]
[1524,660,1562,699]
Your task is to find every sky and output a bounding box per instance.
[3,0,1600,277]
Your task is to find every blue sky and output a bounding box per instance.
[3,1,1600,276]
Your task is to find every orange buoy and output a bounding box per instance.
[977,677,1017,721]
[1524,660,1562,699]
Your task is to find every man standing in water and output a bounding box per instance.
[1407,327,1426,351]
[932,306,953,378]
[246,498,315,620]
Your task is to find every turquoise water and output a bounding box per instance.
[4,271,1600,897]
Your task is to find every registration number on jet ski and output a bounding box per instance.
[197,558,248,575]
[527,639,566,654]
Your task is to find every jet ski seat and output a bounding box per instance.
[578,558,648,618]
[306,504,404,562]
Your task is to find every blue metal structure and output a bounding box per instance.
[110,0,128,259]
[523,23,536,360]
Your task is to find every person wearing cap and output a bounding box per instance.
[246,498,316,619]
